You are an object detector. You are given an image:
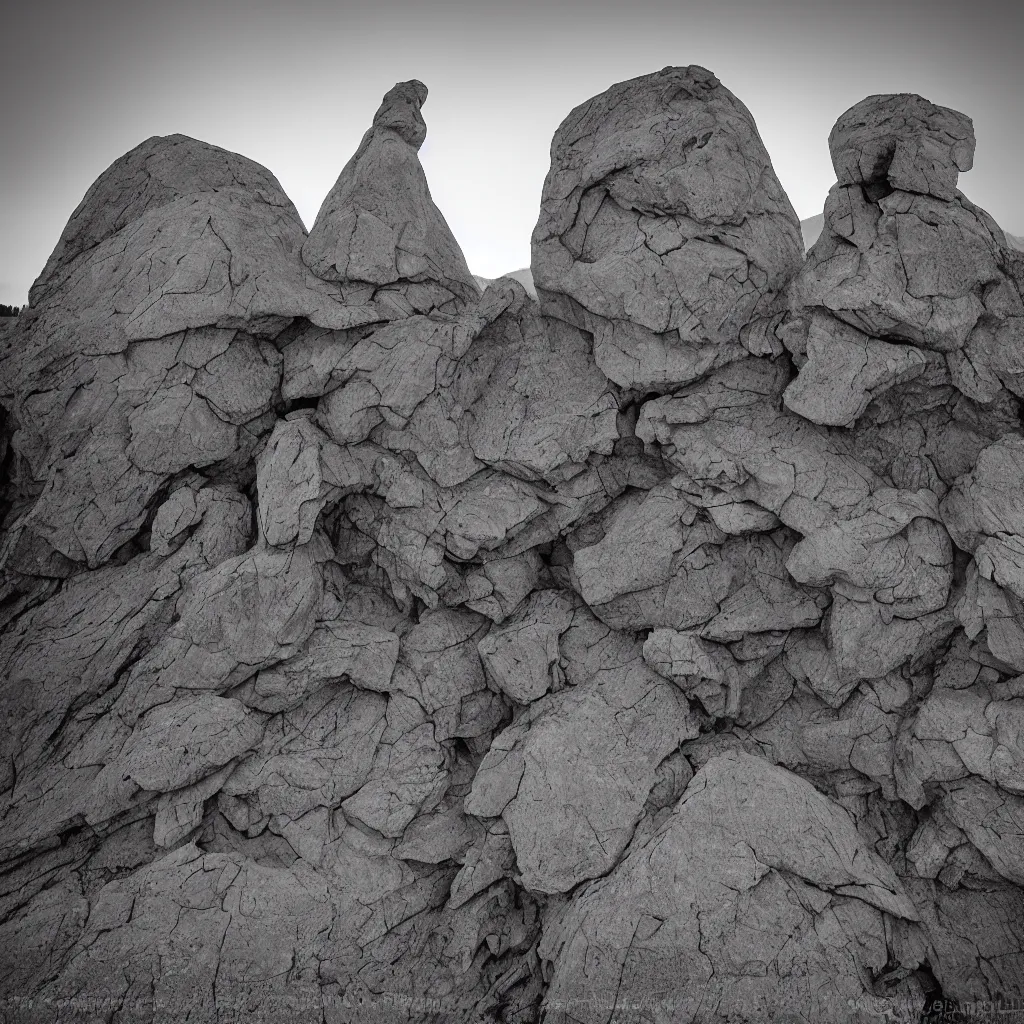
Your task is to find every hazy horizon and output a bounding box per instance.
[3,0,1022,305]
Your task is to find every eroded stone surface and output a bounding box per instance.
[4,77,1024,1024]
[302,80,480,317]
[829,93,975,202]
[0,133,377,571]
[540,751,921,1024]
[465,608,699,893]
[532,64,803,391]
[781,92,1021,432]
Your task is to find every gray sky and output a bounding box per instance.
[2,0,1022,304]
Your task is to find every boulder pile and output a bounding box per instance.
[1,71,1023,1023]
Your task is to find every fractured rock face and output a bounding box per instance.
[532,64,803,391]
[782,311,927,427]
[0,133,363,571]
[783,92,1023,426]
[4,74,1024,1024]
[465,605,699,893]
[540,751,921,1024]
[829,93,975,202]
[302,80,480,317]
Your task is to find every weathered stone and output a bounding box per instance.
[829,93,975,202]
[572,481,825,637]
[465,611,699,893]
[302,80,480,316]
[238,616,399,713]
[900,877,1024,1006]
[643,627,779,719]
[221,682,388,823]
[150,479,251,562]
[785,96,1020,420]
[392,801,481,865]
[341,455,547,608]
[788,185,1006,358]
[84,694,264,829]
[572,482,696,608]
[462,549,543,623]
[111,540,326,723]
[8,844,334,1020]
[0,130,353,568]
[783,311,927,427]
[447,821,516,909]
[532,65,803,391]
[341,694,450,838]
[748,684,906,798]
[5,78,1024,1022]
[0,506,253,860]
[478,589,575,704]
[540,751,920,1024]
[636,358,882,535]
[256,415,369,547]
[391,607,501,740]
[462,307,620,483]
[313,282,518,452]
[942,435,1024,599]
[897,681,1024,806]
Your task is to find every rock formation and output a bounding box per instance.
[301,79,481,319]
[531,64,804,392]
[2,71,1024,1023]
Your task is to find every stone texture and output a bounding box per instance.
[829,93,975,202]
[0,132,361,571]
[532,64,803,391]
[465,606,699,893]
[782,91,1022,427]
[302,80,480,317]
[900,877,1024,1006]
[4,76,1024,1024]
[540,751,921,1024]
[782,311,927,426]
[477,589,575,704]
[256,414,369,548]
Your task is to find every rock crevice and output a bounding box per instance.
[2,74,1023,1023]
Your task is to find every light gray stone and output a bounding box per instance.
[829,93,975,201]
[540,751,920,1024]
[302,80,480,316]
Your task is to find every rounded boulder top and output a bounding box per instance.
[828,93,976,201]
[530,64,803,391]
[372,79,430,149]
[537,64,784,226]
[31,134,295,306]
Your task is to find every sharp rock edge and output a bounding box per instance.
[1,72,1024,1024]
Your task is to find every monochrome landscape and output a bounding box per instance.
[1,64,1024,1023]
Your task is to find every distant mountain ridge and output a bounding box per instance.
[472,266,536,297]
[476,214,1024,292]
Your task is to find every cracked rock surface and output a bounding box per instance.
[301,79,481,318]
[2,75,1024,1023]
[531,64,804,392]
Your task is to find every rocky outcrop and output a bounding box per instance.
[541,752,922,1023]
[0,134,367,572]
[828,93,975,203]
[2,75,1024,1024]
[531,64,804,391]
[784,92,1023,419]
[302,80,481,318]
